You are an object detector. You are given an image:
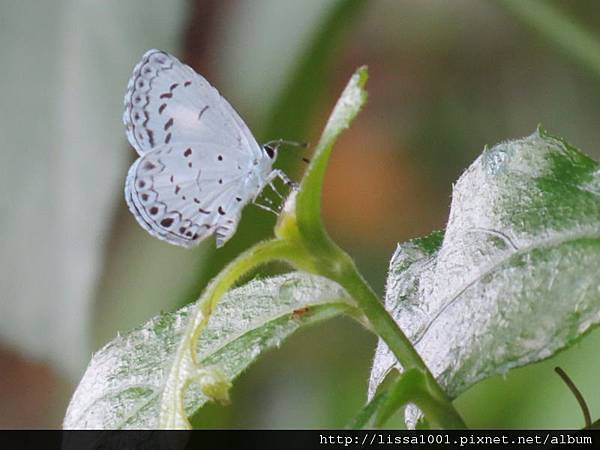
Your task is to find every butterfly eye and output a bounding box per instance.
[264,145,276,159]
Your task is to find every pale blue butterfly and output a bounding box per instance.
[123,49,292,248]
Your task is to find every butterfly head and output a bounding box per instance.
[262,143,278,161]
[261,140,307,162]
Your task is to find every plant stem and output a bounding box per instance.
[161,238,300,429]
[554,367,591,429]
[499,0,600,79]
[164,66,466,429]
[288,66,465,428]
[373,369,459,429]
[335,259,466,429]
[189,239,302,357]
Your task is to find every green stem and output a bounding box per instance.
[160,238,302,429]
[287,66,465,428]
[335,259,466,429]
[189,239,304,358]
[163,66,466,430]
[499,0,600,79]
[374,369,463,429]
[554,367,592,429]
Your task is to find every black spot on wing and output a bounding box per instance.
[160,218,174,228]
[197,105,209,121]
[143,161,156,171]
[147,129,155,147]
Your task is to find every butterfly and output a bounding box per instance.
[123,49,292,248]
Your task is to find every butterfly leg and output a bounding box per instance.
[253,200,279,215]
[262,170,285,199]
[260,169,292,202]
[252,170,298,215]
[269,169,298,190]
[268,180,285,201]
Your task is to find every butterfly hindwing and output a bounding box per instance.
[125,143,257,247]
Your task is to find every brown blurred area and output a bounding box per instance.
[0,345,69,428]
[3,0,600,429]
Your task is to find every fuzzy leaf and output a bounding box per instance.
[370,129,600,427]
[64,273,352,429]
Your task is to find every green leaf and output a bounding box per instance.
[278,66,464,428]
[293,66,369,253]
[64,273,354,429]
[370,128,600,427]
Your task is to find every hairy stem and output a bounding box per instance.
[290,65,465,428]
[555,366,591,429]
[160,239,302,429]
[335,259,466,429]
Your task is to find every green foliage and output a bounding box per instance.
[63,273,354,429]
[369,128,600,427]
[64,67,378,430]
[66,65,465,430]
[66,60,600,431]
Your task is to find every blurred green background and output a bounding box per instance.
[1,0,600,428]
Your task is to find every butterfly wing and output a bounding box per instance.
[124,49,272,248]
[123,49,261,159]
[125,142,265,248]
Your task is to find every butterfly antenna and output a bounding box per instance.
[263,139,308,149]
[263,139,310,167]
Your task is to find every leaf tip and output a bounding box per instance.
[354,65,369,102]
[356,65,369,84]
[536,123,549,137]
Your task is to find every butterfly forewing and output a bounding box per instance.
[124,49,261,158]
